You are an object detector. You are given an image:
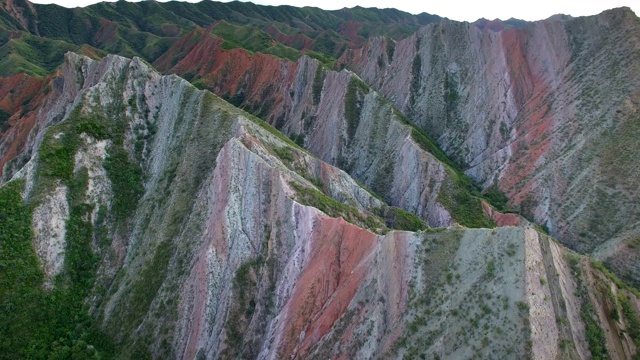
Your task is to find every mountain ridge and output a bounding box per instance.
[0,1,640,359]
[0,45,636,360]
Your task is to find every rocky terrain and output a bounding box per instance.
[337,7,640,287]
[144,6,640,288]
[0,1,639,359]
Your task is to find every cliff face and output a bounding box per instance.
[1,1,640,359]
[338,8,640,285]
[156,28,506,229]
[1,51,638,360]
[0,73,48,180]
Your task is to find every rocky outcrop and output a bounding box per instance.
[0,0,640,358]
[1,51,636,359]
[156,31,504,229]
[0,73,48,180]
[339,7,640,286]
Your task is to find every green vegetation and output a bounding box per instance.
[344,77,369,141]
[397,230,466,357]
[103,147,144,224]
[483,186,510,212]
[392,107,497,228]
[409,52,421,108]
[111,240,172,342]
[288,132,305,147]
[486,260,496,279]
[211,21,301,62]
[438,168,496,228]
[36,105,144,229]
[393,108,457,169]
[385,38,395,63]
[14,97,149,357]
[389,207,427,232]
[0,108,11,132]
[0,179,113,359]
[0,33,76,76]
[312,65,324,105]
[568,256,610,360]
[0,0,438,78]
[225,259,258,351]
[376,206,427,232]
[0,180,41,357]
[274,146,294,163]
[290,181,385,232]
[619,294,640,346]
[221,235,277,359]
[592,260,640,297]
[582,302,608,360]
[76,121,109,140]
[305,50,335,68]
[247,114,304,150]
[589,260,640,355]
[313,31,343,57]
[25,104,142,358]
[38,128,79,182]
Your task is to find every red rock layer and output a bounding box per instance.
[0,73,47,176]
[264,25,314,50]
[499,28,554,202]
[482,201,524,227]
[277,217,376,357]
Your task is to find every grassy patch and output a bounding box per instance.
[211,21,300,61]
[396,230,463,355]
[438,168,495,229]
[592,260,640,297]
[344,77,369,142]
[305,50,335,68]
[582,302,608,360]
[483,186,509,212]
[38,129,79,182]
[392,108,458,169]
[21,97,148,356]
[619,294,640,346]
[0,180,42,358]
[376,206,427,232]
[274,146,294,163]
[290,181,385,232]
[569,257,609,360]
[392,106,503,226]
[0,33,76,77]
[248,114,304,150]
[76,121,109,140]
[0,108,11,132]
[312,64,324,105]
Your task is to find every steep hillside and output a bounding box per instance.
[338,7,640,287]
[1,52,638,359]
[0,52,413,357]
[155,29,504,229]
[0,72,48,181]
[0,0,442,76]
[1,0,640,359]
